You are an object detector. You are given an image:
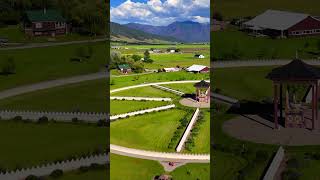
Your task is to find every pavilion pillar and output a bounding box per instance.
[280,84,283,121]
[274,83,279,129]
[316,82,319,130]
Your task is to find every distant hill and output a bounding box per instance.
[110,22,180,44]
[125,21,210,43]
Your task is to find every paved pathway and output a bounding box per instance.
[0,38,107,50]
[110,144,209,163]
[213,59,320,68]
[0,72,106,100]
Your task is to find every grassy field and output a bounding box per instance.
[192,110,210,153]
[162,83,196,94]
[119,44,209,49]
[111,153,209,180]
[214,0,320,19]
[0,41,106,91]
[110,154,164,180]
[213,29,320,60]
[213,66,273,101]
[111,100,170,115]
[47,169,108,180]
[0,79,107,112]
[110,109,187,151]
[111,86,178,98]
[0,121,107,170]
[110,71,209,90]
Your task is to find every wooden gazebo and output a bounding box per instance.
[194,80,210,102]
[266,59,320,130]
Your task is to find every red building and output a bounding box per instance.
[243,10,320,38]
[24,9,69,37]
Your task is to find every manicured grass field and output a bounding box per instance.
[112,86,178,98]
[0,41,106,91]
[0,79,107,112]
[212,150,247,180]
[110,154,164,180]
[213,29,320,60]
[170,163,210,180]
[213,66,273,101]
[162,83,196,94]
[214,0,320,19]
[110,109,187,151]
[110,71,209,90]
[111,100,170,115]
[0,121,107,170]
[192,110,210,153]
[47,169,108,180]
[122,44,209,49]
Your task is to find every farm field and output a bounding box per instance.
[214,0,320,19]
[110,71,209,90]
[191,110,210,153]
[111,100,170,115]
[111,154,209,180]
[110,109,188,151]
[0,79,107,112]
[0,41,106,91]
[213,29,320,60]
[0,121,107,170]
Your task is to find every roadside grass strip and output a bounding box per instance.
[110,104,175,120]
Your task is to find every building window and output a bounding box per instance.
[35,23,42,29]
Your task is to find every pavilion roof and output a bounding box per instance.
[266,59,320,81]
[194,80,210,88]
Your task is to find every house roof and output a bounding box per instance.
[26,10,66,22]
[244,10,309,30]
[118,64,131,69]
[266,59,320,80]
[186,64,208,72]
[194,80,210,88]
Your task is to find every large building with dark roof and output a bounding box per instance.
[23,9,69,37]
[243,10,320,38]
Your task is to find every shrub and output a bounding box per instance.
[25,175,39,180]
[49,169,63,178]
[38,116,49,123]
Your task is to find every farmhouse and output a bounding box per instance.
[163,67,180,72]
[243,10,320,38]
[23,9,69,37]
[194,54,205,59]
[118,64,132,74]
[186,64,209,73]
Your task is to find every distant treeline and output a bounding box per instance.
[0,0,108,35]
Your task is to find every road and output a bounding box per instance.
[0,38,107,50]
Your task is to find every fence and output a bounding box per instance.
[0,110,107,122]
[151,85,185,96]
[0,153,108,180]
[110,96,172,101]
[263,146,285,180]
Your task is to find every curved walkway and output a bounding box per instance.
[110,144,209,163]
[0,72,106,100]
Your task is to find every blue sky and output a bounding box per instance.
[110,0,210,26]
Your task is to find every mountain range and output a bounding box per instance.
[110,21,210,43]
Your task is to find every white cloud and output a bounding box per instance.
[110,0,210,26]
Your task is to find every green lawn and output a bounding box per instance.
[110,109,187,151]
[0,121,107,170]
[112,86,178,98]
[110,154,164,180]
[47,169,108,180]
[192,110,210,153]
[0,41,106,91]
[170,163,210,180]
[110,71,209,90]
[213,29,320,60]
[0,25,25,42]
[0,79,107,112]
[162,83,196,94]
[121,44,209,50]
[111,100,170,115]
[213,66,273,101]
[214,0,320,19]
